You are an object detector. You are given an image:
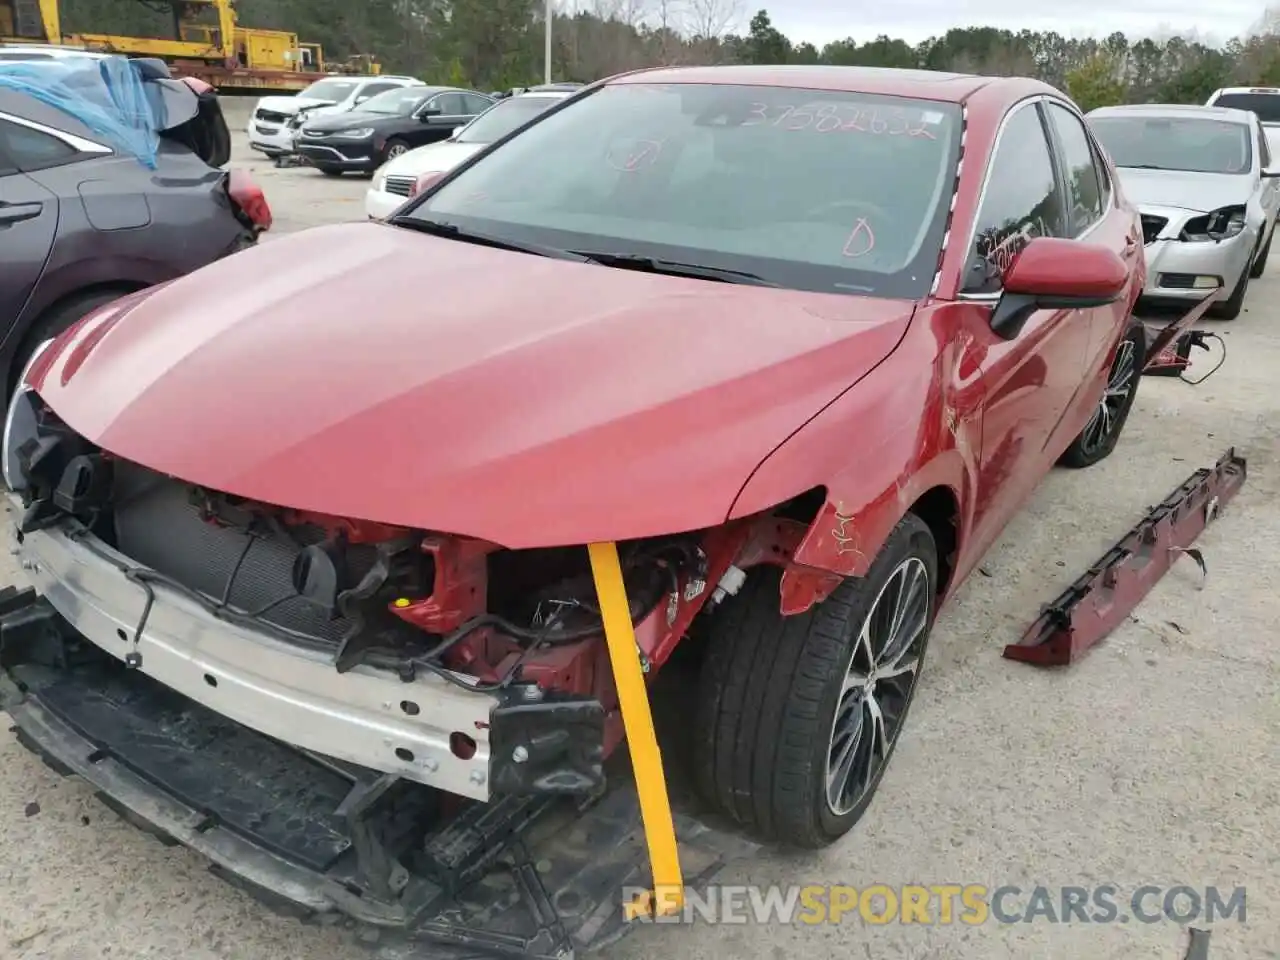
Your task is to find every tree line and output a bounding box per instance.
[63,0,1280,106]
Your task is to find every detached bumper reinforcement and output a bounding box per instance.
[0,588,754,958]
[1005,448,1246,665]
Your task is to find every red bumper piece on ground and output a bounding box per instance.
[1004,448,1247,666]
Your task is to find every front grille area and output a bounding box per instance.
[1141,214,1168,244]
[255,109,289,124]
[1157,273,1197,289]
[110,462,378,647]
[384,175,416,197]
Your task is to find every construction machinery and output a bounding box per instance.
[0,0,381,92]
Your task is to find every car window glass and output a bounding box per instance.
[358,82,399,101]
[1258,123,1272,168]
[463,94,493,115]
[962,103,1067,294]
[1090,139,1112,206]
[1090,116,1251,175]
[1210,92,1280,124]
[436,93,468,116]
[1046,103,1103,236]
[0,119,79,172]
[412,83,963,300]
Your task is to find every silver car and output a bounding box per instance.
[1088,103,1280,319]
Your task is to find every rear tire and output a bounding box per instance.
[1058,317,1145,469]
[692,513,938,848]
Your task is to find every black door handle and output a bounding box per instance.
[0,201,43,226]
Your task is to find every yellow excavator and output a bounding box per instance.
[0,0,381,92]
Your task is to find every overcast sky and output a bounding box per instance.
[755,0,1265,47]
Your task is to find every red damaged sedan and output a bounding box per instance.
[1,66,1146,950]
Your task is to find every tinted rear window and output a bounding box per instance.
[404,82,962,299]
[1210,92,1280,123]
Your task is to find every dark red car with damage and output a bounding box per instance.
[0,65,1146,955]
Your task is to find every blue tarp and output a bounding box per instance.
[0,55,165,168]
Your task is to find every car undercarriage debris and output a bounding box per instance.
[1140,287,1221,374]
[1004,447,1246,666]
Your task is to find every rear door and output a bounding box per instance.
[963,99,1095,553]
[0,115,60,335]
[1042,100,1138,378]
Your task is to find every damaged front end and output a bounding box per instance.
[0,382,767,956]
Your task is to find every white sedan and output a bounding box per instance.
[364,90,572,219]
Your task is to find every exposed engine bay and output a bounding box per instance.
[6,394,801,794]
[0,391,787,956]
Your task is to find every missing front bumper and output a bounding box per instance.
[9,516,610,801]
[13,518,500,799]
[0,594,752,958]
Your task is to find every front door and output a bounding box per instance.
[962,100,1095,556]
[1041,100,1139,395]
[411,93,472,148]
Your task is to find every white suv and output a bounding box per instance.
[1206,87,1280,155]
[247,75,423,158]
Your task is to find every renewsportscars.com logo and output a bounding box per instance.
[621,883,1247,926]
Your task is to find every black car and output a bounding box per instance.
[0,54,270,397]
[294,85,495,175]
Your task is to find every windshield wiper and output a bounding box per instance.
[572,251,780,287]
[1119,163,1164,169]
[392,217,590,262]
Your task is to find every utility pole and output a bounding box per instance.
[545,0,553,83]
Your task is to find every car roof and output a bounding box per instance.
[1090,103,1256,124]
[1211,86,1280,97]
[606,64,999,102]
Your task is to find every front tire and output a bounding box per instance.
[1058,317,1145,469]
[383,138,409,164]
[1249,231,1271,279]
[1214,260,1251,320]
[692,513,938,848]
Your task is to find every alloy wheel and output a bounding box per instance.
[387,144,407,158]
[1078,338,1137,456]
[825,556,931,816]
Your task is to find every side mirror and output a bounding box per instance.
[418,105,441,120]
[1262,166,1280,178]
[990,237,1127,340]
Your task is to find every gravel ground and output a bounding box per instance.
[0,112,1276,960]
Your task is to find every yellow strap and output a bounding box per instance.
[587,541,684,918]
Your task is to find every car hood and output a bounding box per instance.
[381,140,485,178]
[255,95,335,115]
[1117,167,1253,212]
[29,223,914,548]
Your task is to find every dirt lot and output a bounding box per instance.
[0,122,1276,960]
